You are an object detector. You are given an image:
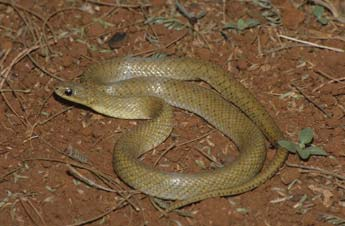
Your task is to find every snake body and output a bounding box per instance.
[55,57,288,210]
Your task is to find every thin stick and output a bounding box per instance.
[263,43,309,55]
[26,198,47,226]
[132,31,188,57]
[154,143,176,167]
[0,41,56,89]
[286,162,345,180]
[175,129,215,147]
[0,48,11,68]
[0,166,23,182]
[67,165,119,193]
[27,54,64,81]
[0,89,31,93]
[278,34,344,53]
[291,83,332,118]
[0,0,55,35]
[314,68,345,84]
[66,200,127,226]
[19,198,42,226]
[42,7,83,44]
[195,146,223,168]
[24,157,140,211]
[86,0,151,8]
[27,106,73,140]
[1,92,28,127]
[153,129,215,166]
[36,106,73,126]
[312,68,345,92]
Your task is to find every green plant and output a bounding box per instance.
[223,18,260,32]
[278,128,328,160]
[313,5,329,25]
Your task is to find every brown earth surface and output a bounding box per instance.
[1,1,345,226]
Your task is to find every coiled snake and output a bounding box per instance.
[55,57,288,211]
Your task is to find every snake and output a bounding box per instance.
[54,57,288,211]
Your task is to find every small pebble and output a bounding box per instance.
[108,32,127,49]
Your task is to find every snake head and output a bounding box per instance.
[54,82,94,106]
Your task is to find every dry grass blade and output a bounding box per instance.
[23,157,140,211]
[0,167,23,183]
[291,83,332,118]
[86,0,151,8]
[0,41,57,90]
[278,34,344,53]
[286,162,345,180]
[19,198,47,226]
[67,164,118,193]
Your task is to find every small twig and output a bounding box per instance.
[278,34,344,53]
[312,68,345,92]
[0,89,31,93]
[263,43,310,55]
[42,7,84,44]
[25,198,47,226]
[153,129,215,166]
[27,106,73,139]
[291,83,332,118]
[132,31,188,57]
[195,146,223,168]
[314,68,345,84]
[86,0,151,8]
[1,92,28,127]
[66,199,127,226]
[0,166,23,183]
[23,157,140,211]
[0,41,56,90]
[0,48,11,68]
[286,162,345,180]
[37,136,66,155]
[0,0,55,36]
[19,198,45,226]
[154,143,176,167]
[27,54,64,81]
[67,165,119,193]
[176,129,215,147]
[36,106,73,126]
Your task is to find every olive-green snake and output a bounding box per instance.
[55,57,288,211]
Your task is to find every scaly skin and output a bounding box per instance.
[55,57,288,211]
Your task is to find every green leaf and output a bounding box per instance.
[223,18,260,31]
[299,128,314,145]
[223,22,237,30]
[237,19,247,31]
[313,5,328,25]
[317,17,328,25]
[297,149,310,160]
[278,140,298,153]
[313,5,324,18]
[246,18,260,27]
[305,146,328,157]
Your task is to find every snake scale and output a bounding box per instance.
[55,57,288,211]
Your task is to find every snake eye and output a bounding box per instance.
[64,88,73,96]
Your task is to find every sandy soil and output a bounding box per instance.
[0,1,345,225]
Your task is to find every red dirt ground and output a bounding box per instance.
[0,1,345,226]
